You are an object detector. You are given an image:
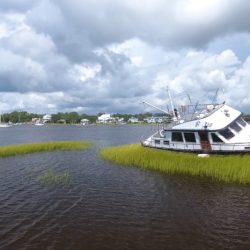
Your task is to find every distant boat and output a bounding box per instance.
[0,123,11,128]
[0,114,11,128]
[33,118,45,126]
[34,122,44,126]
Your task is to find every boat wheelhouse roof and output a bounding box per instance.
[164,103,242,131]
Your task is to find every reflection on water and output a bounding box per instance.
[0,125,250,249]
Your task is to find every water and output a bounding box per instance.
[0,125,250,249]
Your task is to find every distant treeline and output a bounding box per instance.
[2,111,42,123]
[2,111,249,124]
[244,115,250,122]
[2,111,166,124]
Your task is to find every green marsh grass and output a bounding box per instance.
[38,169,71,185]
[100,144,250,184]
[0,141,92,158]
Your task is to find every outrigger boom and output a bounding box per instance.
[142,101,170,115]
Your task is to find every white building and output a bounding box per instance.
[80,118,89,125]
[97,114,115,124]
[42,114,52,123]
[117,117,126,124]
[144,117,164,123]
[144,117,156,123]
[128,117,139,123]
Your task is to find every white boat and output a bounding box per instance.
[142,90,250,154]
[33,118,45,126]
[34,122,44,126]
[0,123,11,128]
[0,114,11,128]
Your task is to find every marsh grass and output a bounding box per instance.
[0,141,92,158]
[38,169,71,185]
[100,144,250,184]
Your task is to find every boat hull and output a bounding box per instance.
[0,124,11,128]
[142,135,250,154]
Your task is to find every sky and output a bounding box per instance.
[1,0,250,114]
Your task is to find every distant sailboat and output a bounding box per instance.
[34,119,44,126]
[0,114,11,128]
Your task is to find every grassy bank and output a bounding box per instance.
[100,144,250,184]
[0,141,92,158]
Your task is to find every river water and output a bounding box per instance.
[0,125,249,249]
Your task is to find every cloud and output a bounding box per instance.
[1,0,250,114]
[26,0,250,52]
[0,0,39,13]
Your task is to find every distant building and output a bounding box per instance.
[144,116,166,124]
[128,117,139,123]
[57,119,66,124]
[117,117,126,124]
[42,114,52,123]
[97,114,115,124]
[144,117,156,123]
[80,118,89,125]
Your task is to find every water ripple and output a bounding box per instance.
[0,126,250,249]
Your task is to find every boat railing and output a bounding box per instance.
[177,103,222,116]
[143,137,250,152]
[162,103,223,129]
[211,142,250,151]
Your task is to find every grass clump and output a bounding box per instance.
[0,140,92,158]
[38,169,71,185]
[100,144,250,184]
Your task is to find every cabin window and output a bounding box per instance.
[184,132,196,143]
[219,128,235,140]
[211,133,224,143]
[237,118,247,127]
[164,131,171,140]
[155,140,160,144]
[163,140,169,145]
[171,132,183,142]
[230,121,242,132]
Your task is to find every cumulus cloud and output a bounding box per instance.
[1,0,250,114]
[26,0,250,52]
[0,0,39,13]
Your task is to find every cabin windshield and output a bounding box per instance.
[237,118,247,127]
[211,133,224,143]
[219,128,235,140]
[230,121,242,132]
